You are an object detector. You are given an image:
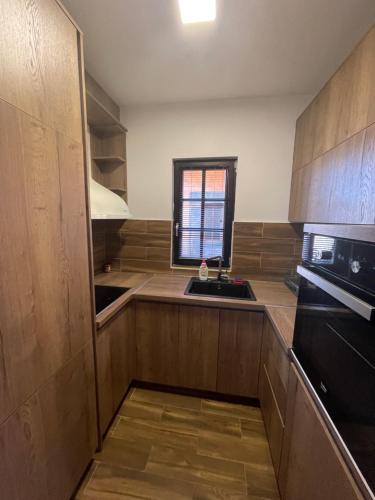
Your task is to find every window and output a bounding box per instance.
[173,157,236,268]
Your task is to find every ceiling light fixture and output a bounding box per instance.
[178,0,216,24]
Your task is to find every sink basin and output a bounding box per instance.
[95,285,130,314]
[185,278,256,301]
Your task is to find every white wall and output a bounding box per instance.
[121,95,310,222]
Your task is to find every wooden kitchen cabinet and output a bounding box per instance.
[0,1,97,498]
[96,304,135,435]
[178,306,219,391]
[289,25,375,224]
[278,364,363,500]
[217,310,263,397]
[135,301,179,385]
[259,316,290,476]
[135,302,267,396]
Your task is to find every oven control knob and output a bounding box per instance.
[351,260,361,274]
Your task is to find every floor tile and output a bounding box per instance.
[161,406,242,438]
[201,400,263,422]
[113,416,199,451]
[131,388,202,410]
[245,463,280,499]
[192,483,249,499]
[95,436,150,471]
[76,389,277,500]
[146,444,246,493]
[240,419,267,441]
[79,462,194,499]
[198,432,271,466]
[118,399,164,421]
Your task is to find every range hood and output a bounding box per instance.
[90,178,132,220]
[86,131,132,220]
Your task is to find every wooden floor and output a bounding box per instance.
[76,388,280,499]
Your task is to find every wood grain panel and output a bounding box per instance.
[262,223,302,240]
[233,222,263,238]
[0,394,49,500]
[0,103,91,424]
[290,26,375,224]
[122,232,171,248]
[0,3,96,497]
[289,128,375,224]
[261,318,290,420]
[121,259,171,273]
[147,220,172,234]
[217,310,263,397]
[38,343,97,498]
[230,253,261,272]
[0,344,96,500]
[146,247,171,261]
[279,365,363,500]
[292,99,317,171]
[233,237,294,254]
[96,321,114,435]
[0,0,82,142]
[96,304,135,435]
[111,304,135,411]
[178,306,219,391]
[259,364,284,477]
[135,302,179,385]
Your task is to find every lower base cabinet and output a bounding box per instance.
[135,301,179,386]
[259,363,285,475]
[279,364,364,500]
[96,303,135,435]
[135,301,263,397]
[259,316,290,476]
[217,310,263,397]
[178,305,219,391]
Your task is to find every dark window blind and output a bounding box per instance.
[173,158,236,268]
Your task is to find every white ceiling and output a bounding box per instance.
[62,0,375,106]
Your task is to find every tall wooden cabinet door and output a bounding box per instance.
[96,304,136,435]
[217,311,263,397]
[110,304,135,413]
[0,1,96,498]
[135,301,179,385]
[96,324,114,435]
[178,306,219,391]
[0,0,83,142]
[279,365,363,500]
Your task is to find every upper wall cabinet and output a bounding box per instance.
[289,26,375,224]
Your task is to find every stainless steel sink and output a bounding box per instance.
[185,278,256,301]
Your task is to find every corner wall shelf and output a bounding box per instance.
[86,90,127,131]
[108,187,127,195]
[92,156,126,165]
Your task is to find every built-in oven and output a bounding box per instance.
[293,228,375,499]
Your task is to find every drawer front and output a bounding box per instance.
[261,317,290,421]
[259,363,285,476]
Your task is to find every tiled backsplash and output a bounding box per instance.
[92,219,303,281]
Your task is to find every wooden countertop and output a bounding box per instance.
[95,272,152,328]
[133,274,296,309]
[265,305,296,353]
[94,272,297,348]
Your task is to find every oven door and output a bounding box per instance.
[293,265,375,493]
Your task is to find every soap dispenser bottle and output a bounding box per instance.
[199,259,209,281]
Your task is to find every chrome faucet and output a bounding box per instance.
[206,255,224,281]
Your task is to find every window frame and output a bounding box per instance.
[172,157,237,268]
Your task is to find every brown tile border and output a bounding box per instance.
[91,220,303,281]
